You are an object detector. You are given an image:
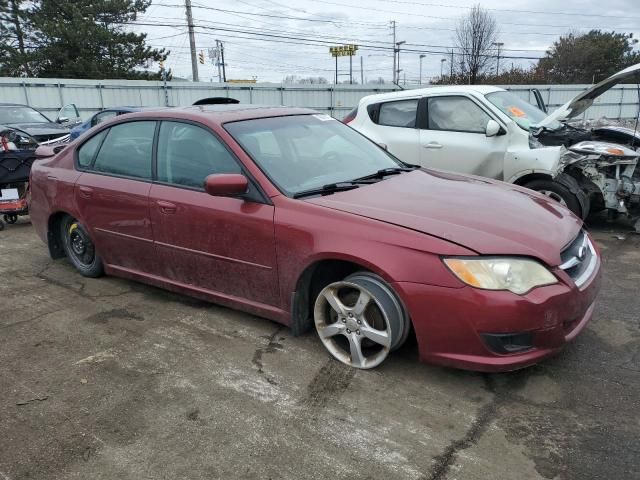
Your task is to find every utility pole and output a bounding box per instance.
[440,58,446,80]
[349,54,353,84]
[390,21,396,84]
[185,0,199,82]
[450,49,454,79]
[493,42,504,76]
[395,40,405,85]
[220,41,227,82]
[360,56,364,85]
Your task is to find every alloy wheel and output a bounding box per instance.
[314,279,403,369]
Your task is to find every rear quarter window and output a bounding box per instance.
[77,130,107,167]
[369,99,418,128]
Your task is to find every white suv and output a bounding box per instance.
[346,66,640,220]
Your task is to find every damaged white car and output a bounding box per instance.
[346,64,640,221]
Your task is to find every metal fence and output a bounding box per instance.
[1,77,638,121]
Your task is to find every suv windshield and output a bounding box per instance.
[485,91,560,130]
[224,114,403,196]
[0,105,50,125]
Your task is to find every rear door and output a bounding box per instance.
[418,95,509,179]
[148,120,279,306]
[359,98,420,163]
[74,120,158,274]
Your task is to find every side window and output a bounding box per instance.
[377,99,418,128]
[156,121,241,189]
[427,96,491,133]
[77,130,107,167]
[92,111,117,127]
[58,104,80,122]
[93,121,155,179]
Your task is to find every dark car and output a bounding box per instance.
[0,103,81,146]
[29,106,602,371]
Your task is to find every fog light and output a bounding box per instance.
[481,332,533,354]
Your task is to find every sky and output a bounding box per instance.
[132,0,640,84]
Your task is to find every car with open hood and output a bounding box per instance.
[29,105,601,371]
[347,63,640,221]
[0,103,82,147]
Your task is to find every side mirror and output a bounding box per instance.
[57,116,69,124]
[35,146,57,158]
[485,119,501,137]
[204,174,248,197]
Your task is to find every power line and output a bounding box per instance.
[130,20,546,60]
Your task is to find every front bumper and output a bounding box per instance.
[392,256,602,372]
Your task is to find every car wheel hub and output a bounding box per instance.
[314,281,393,369]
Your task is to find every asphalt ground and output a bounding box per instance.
[0,218,638,480]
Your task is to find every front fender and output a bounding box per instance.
[505,147,563,184]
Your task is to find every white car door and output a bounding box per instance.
[418,95,509,179]
[357,98,420,164]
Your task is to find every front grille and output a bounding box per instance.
[34,134,70,146]
[559,230,597,288]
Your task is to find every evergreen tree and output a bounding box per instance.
[537,31,640,84]
[0,0,167,79]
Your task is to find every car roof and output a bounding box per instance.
[116,105,317,124]
[361,85,506,102]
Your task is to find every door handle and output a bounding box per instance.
[423,142,443,149]
[157,200,177,214]
[78,186,93,198]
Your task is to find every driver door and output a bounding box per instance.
[57,104,82,127]
[418,95,508,179]
[149,121,279,306]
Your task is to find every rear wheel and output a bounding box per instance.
[313,272,410,369]
[60,216,104,277]
[524,179,583,218]
[3,214,17,224]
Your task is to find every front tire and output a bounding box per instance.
[524,179,583,218]
[313,272,410,369]
[60,216,104,277]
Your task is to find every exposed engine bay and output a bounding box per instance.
[533,124,640,222]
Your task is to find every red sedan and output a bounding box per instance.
[29,106,601,371]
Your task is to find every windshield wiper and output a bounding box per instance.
[293,182,363,199]
[353,165,418,182]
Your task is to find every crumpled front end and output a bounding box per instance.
[556,140,640,216]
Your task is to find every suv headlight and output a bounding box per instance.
[443,257,557,295]
[528,133,543,149]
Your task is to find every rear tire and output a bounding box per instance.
[60,216,104,277]
[524,179,583,218]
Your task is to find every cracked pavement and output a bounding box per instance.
[0,218,638,480]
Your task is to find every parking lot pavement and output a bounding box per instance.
[0,220,638,480]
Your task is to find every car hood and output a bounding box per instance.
[537,63,640,128]
[306,170,582,267]
[5,122,70,137]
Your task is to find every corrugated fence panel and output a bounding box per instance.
[1,77,638,122]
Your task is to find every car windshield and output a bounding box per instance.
[0,105,51,125]
[485,91,561,130]
[224,114,403,196]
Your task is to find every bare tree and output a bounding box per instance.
[454,4,498,84]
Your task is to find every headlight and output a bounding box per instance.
[528,133,543,149]
[0,129,38,151]
[443,257,557,294]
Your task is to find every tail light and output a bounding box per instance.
[342,107,358,124]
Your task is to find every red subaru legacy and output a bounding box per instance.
[29,106,601,371]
